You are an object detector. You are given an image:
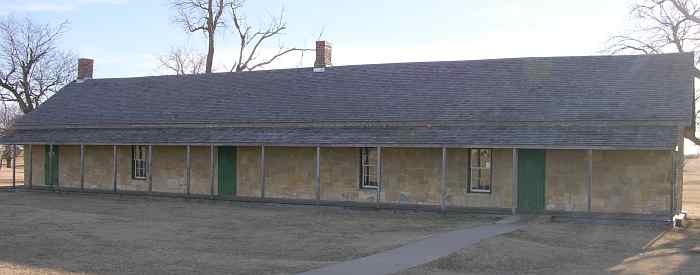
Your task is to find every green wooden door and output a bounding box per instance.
[518,149,545,212]
[44,145,59,186]
[217,146,237,196]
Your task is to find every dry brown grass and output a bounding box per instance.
[0,191,491,275]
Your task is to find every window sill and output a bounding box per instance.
[469,189,491,194]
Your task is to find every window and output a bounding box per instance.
[468,149,492,193]
[132,145,149,180]
[360,148,378,189]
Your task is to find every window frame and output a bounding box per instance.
[131,145,149,180]
[467,148,493,194]
[359,147,378,189]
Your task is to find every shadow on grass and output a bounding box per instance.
[396,219,700,275]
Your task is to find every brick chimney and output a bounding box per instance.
[77,58,94,81]
[314,41,332,71]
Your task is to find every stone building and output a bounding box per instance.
[0,42,695,217]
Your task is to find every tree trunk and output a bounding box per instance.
[206,33,215,73]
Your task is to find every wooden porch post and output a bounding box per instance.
[441,147,447,212]
[671,132,684,215]
[677,133,685,214]
[185,145,191,196]
[512,148,518,215]
[27,144,32,189]
[80,144,85,191]
[49,144,55,190]
[260,145,266,198]
[586,149,593,212]
[148,145,153,193]
[11,145,16,189]
[315,145,321,204]
[672,148,677,214]
[112,145,117,193]
[209,145,215,198]
[376,146,382,208]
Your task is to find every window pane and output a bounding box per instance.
[470,149,478,168]
[469,149,492,192]
[479,168,491,190]
[367,148,377,166]
[360,148,378,188]
[480,149,491,169]
[133,145,149,179]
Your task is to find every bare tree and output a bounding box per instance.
[0,101,19,135]
[0,17,76,114]
[230,5,311,72]
[171,0,230,73]
[669,0,700,24]
[607,0,700,76]
[159,47,206,75]
[0,103,20,168]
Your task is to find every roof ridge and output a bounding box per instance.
[83,52,692,82]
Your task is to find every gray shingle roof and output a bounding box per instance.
[1,53,694,149]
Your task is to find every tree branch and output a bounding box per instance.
[0,17,75,113]
[229,5,310,72]
[246,48,313,71]
[171,0,232,73]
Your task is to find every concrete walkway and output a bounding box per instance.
[298,217,525,275]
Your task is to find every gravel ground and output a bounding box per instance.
[396,220,700,275]
[0,191,493,275]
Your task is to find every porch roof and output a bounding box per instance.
[0,125,678,150]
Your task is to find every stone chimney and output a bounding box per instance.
[77,58,94,81]
[314,41,332,71]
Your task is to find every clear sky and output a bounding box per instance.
[2,0,637,78]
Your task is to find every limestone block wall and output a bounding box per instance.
[545,150,587,212]
[190,146,214,195]
[237,147,261,197]
[319,148,377,203]
[381,148,441,205]
[116,146,148,192]
[23,144,675,215]
[151,146,186,193]
[264,147,315,200]
[57,145,80,188]
[41,145,213,194]
[591,150,672,215]
[543,149,671,214]
[83,145,116,190]
[444,148,513,209]
[26,145,45,186]
[56,146,158,192]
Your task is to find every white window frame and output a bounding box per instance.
[360,147,378,189]
[132,145,148,180]
[468,148,493,193]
